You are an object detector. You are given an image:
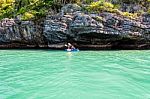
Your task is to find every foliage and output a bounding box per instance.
[0,0,15,19]
[83,0,95,4]
[148,8,150,14]
[121,12,138,19]
[86,1,116,13]
[0,0,150,20]
[0,0,53,20]
[86,0,142,19]
[21,12,34,20]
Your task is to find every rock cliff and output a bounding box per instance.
[0,4,150,49]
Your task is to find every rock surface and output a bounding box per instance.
[0,18,45,48]
[0,4,150,49]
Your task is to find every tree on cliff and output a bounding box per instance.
[0,0,150,20]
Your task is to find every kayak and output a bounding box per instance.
[65,49,79,52]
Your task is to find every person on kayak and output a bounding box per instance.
[65,43,75,50]
[65,43,79,52]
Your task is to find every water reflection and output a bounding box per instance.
[66,52,73,59]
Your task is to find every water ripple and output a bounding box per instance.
[0,50,150,99]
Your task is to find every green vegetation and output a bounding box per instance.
[148,8,150,14]
[0,0,150,20]
[86,0,150,19]
[0,0,83,20]
[0,0,53,20]
[121,12,138,19]
[86,1,119,13]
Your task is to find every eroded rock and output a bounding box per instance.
[0,4,150,49]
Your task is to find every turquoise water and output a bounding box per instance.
[0,50,150,99]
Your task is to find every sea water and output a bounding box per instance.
[0,50,150,99]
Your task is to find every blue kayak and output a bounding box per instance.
[65,49,79,52]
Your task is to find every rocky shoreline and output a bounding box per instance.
[0,4,150,50]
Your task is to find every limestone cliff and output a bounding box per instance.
[0,19,45,48]
[0,4,150,49]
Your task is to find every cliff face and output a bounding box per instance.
[0,4,150,49]
[0,19,45,48]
